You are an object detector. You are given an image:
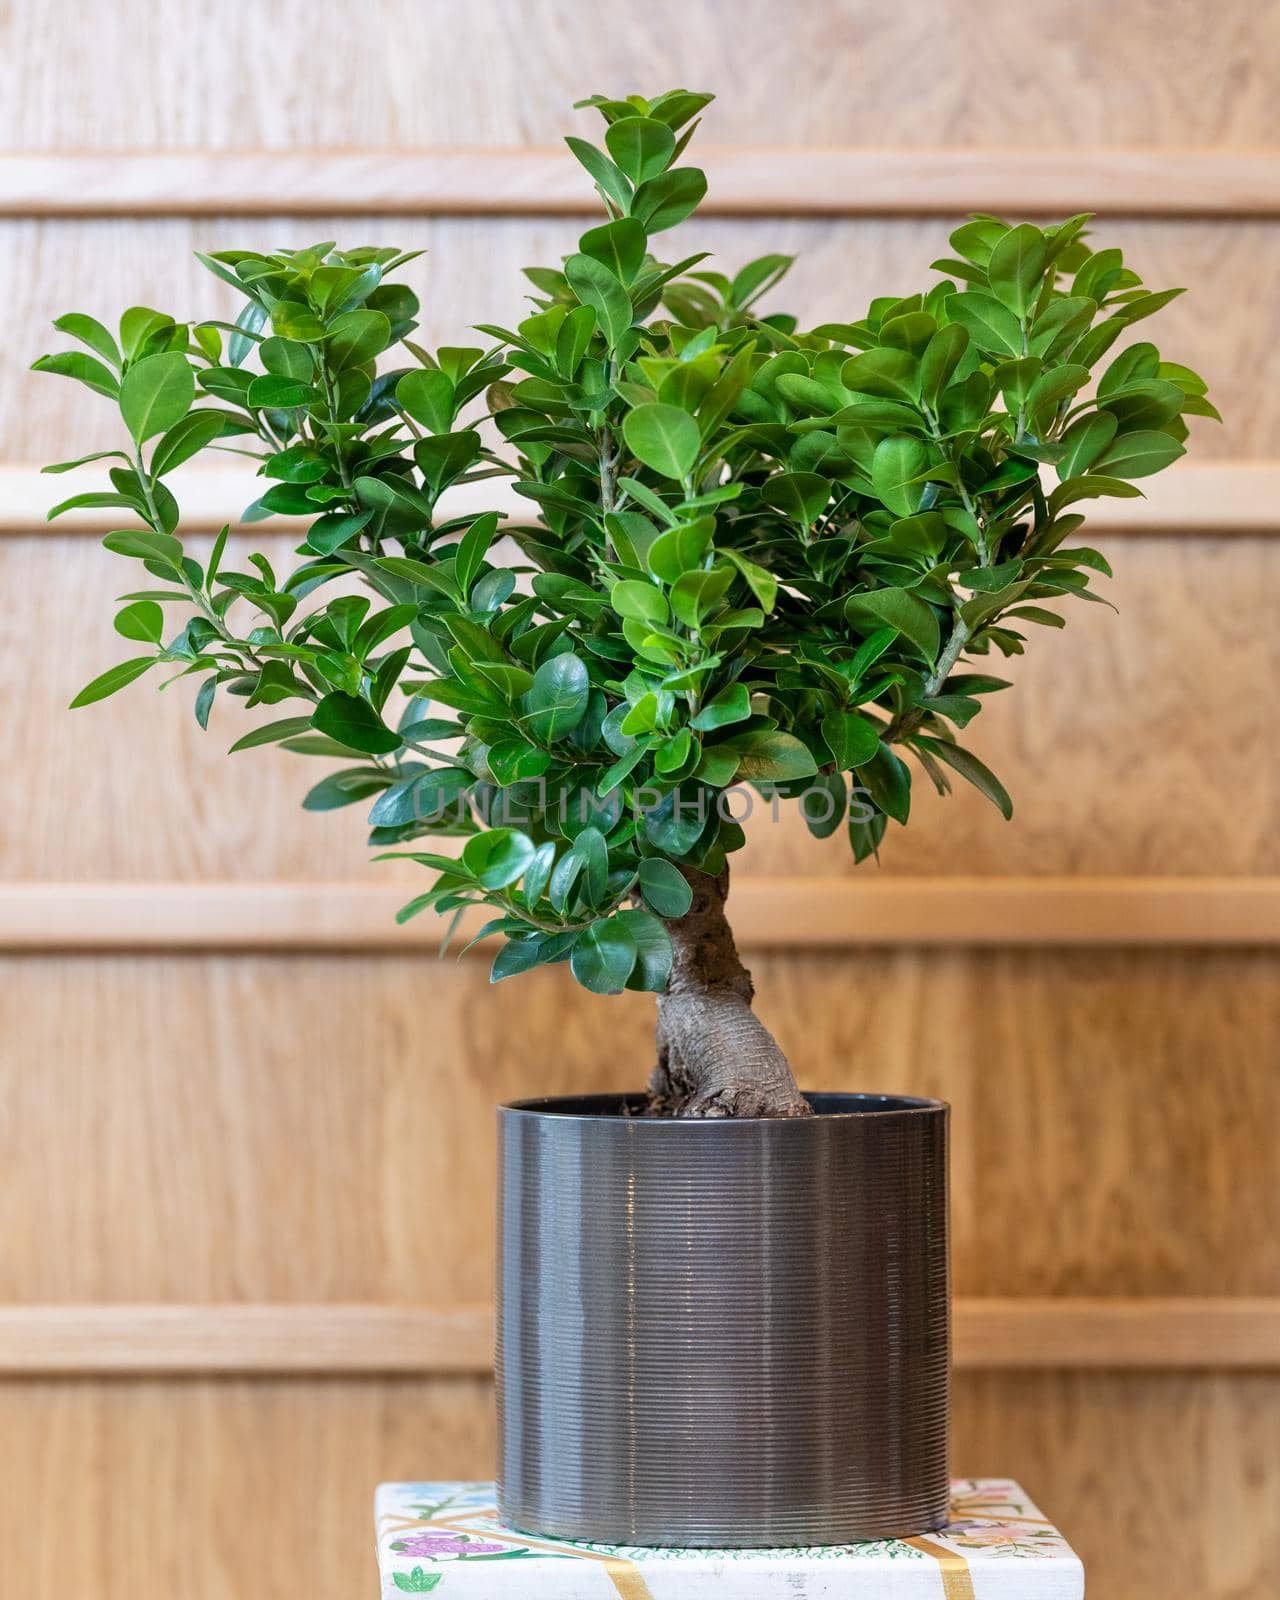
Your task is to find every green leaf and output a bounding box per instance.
[919,324,969,408]
[303,767,390,812]
[194,676,216,730]
[462,828,538,889]
[119,352,195,443]
[41,449,130,476]
[916,735,1013,819]
[368,767,470,826]
[579,217,647,284]
[269,301,326,342]
[70,655,155,708]
[396,367,455,433]
[227,715,317,753]
[52,312,121,368]
[605,116,676,183]
[856,743,911,824]
[871,435,931,519]
[761,471,829,528]
[312,691,401,754]
[623,403,700,480]
[1047,475,1142,514]
[570,918,637,994]
[611,579,668,626]
[944,292,1024,358]
[841,347,919,401]
[413,431,482,493]
[1056,411,1118,479]
[821,710,881,769]
[307,509,373,556]
[631,167,707,233]
[357,472,437,522]
[491,937,554,983]
[617,908,673,991]
[228,301,268,366]
[102,529,185,570]
[113,600,164,644]
[150,411,226,477]
[455,512,500,599]
[647,521,712,583]
[719,729,817,782]
[32,350,119,399]
[489,740,553,785]
[846,586,940,662]
[521,653,590,742]
[326,309,391,370]
[564,252,633,348]
[246,375,319,409]
[47,491,135,521]
[948,218,1008,266]
[564,136,634,214]
[119,306,175,360]
[802,772,847,839]
[985,223,1048,318]
[691,683,750,731]
[1090,429,1185,480]
[721,550,777,613]
[638,858,694,918]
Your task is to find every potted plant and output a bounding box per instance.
[36,88,1212,1547]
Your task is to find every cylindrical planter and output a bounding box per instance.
[496,1092,949,1547]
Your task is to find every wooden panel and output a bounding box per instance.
[0,951,1274,1303]
[0,1371,1273,1600]
[2,1298,1276,1374]
[6,459,1274,534]
[952,1371,1280,1600]
[0,532,1273,882]
[5,147,1280,218]
[7,217,1276,462]
[0,1376,496,1600]
[1,878,1277,951]
[1,0,1277,150]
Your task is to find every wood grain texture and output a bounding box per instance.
[7,459,1275,533]
[0,1376,497,1600]
[1,1298,1275,1374]
[0,1372,1273,1600]
[1,532,1273,882]
[1,878,1277,951]
[5,147,1280,217]
[952,1372,1280,1600]
[0,0,1277,150]
[8,216,1276,461]
[0,951,1274,1303]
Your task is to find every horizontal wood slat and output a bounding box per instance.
[1,879,1277,952]
[0,1299,1274,1374]
[2,148,1279,218]
[3,460,1275,535]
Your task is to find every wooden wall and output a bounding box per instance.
[0,4,1276,1597]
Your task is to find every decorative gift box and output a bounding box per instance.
[375,1480,1084,1597]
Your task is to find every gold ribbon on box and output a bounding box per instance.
[905,1535,978,1599]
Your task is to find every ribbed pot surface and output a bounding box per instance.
[496,1092,949,1547]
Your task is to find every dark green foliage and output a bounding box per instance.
[37,91,1215,994]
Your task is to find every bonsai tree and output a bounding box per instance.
[37,89,1215,1117]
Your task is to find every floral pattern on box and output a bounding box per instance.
[375,1479,1084,1598]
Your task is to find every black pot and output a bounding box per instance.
[496,1091,949,1547]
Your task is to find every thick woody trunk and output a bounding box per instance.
[647,866,812,1118]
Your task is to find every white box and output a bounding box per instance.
[375,1479,1084,1597]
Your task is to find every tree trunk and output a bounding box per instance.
[647,866,812,1118]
